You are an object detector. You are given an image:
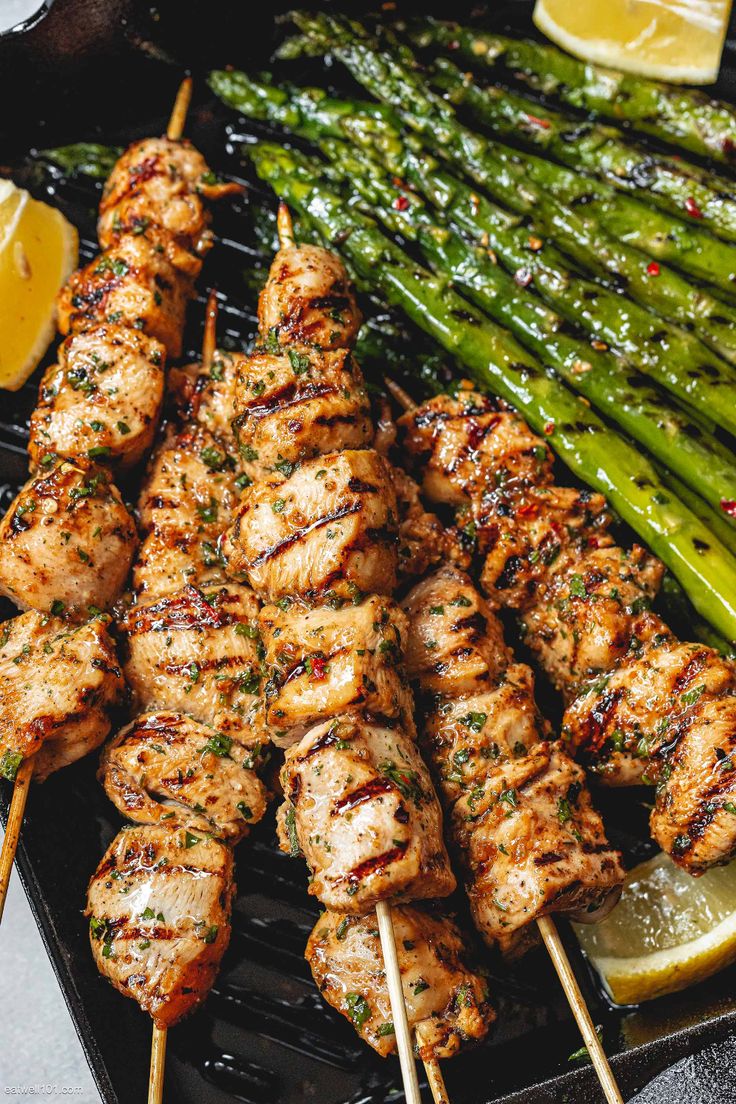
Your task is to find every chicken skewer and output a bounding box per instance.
[0,77,233,927]
[222,202,461,1104]
[388,380,624,1104]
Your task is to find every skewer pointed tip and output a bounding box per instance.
[384,376,418,413]
[277,202,296,249]
[167,76,193,142]
[202,288,219,373]
[0,756,34,927]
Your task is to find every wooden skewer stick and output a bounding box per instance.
[537,916,623,1104]
[277,201,297,249]
[376,901,423,1104]
[167,76,193,142]
[384,376,624,1104]
[0,757,34,926]
[415,1026,449,1104]
[148,1024,167,1104]
[202,287,219,374]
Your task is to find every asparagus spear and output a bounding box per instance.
[411,20,736,165]
[289,14,736,373]
[210,67,736,438]
[250,139,736,639]
[315,132,736,519]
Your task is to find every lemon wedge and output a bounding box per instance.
[574,851,736,1005]
[533,0,731,83]
[0,179,78,391]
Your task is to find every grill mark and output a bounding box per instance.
[332,778,394,814]
[123,585,241,633]
[347,844,408,884]
[243,380,336,417]
[250,502,361,568]
[672,650,708,695]
[533,851,565,866]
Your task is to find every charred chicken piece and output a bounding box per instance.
[86,824,235,1028]
[222,449,399,604]
[120,582,265,744]
[168,349,242,441]
[29,325,165,472]
[260,594,413,746]
[277,713,455,913]
[258,242,361,351]
[232,346,373,483]
[0,459,136,618]
[99,711,267,842]
[0,610,123,782]
[390,464,470,581]
[401,566,511,699]
[306,906,493,1059]
[98,136,240,276]
[520,544,667,700]
[133,424,242,600]
[57,234,192,358]
[398,390,554,511]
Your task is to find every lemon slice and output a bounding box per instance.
[533,0,731,83]
[0,179,78,391]
[574,852,736,1005]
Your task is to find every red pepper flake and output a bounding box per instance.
[309,656,328,681]
[526,113,551,129]
[528,235,543,252]
[393,195,409,212]
[685,196,703,219]
[591,339,608,352]
[543,421,555,436]
[721,499,736,517]
[723,137,735,158]
[514,267,533,287]
[646,261,660,276]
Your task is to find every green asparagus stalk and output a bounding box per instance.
[660,575,735,657]
[411,21,736,165]
[315,132,736,520]
[289,14,736,380]
[210,66,736,439]
[250,139,736,638]
[654,465,736,554]
[421,54,736,246]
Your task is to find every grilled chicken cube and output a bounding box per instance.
[398,390,553,510]
[260,595,413,745]
[222,449,398,604]
[422,665,550,807]
[120,582,265,744]
[521,545,666,699]
[277,714,455,912]
[133,425,242,600]
[306,906,493,1059]
[450,741,623,954]
[232,346,372,482]
[168,349,242,440]
[57,235,192,357]
[479,485,611,610]
[0,459,136,618]
[0,610,123,782]
[98,136,241,276]
[86,824,234,1027]
[402,567,511,699]
[28,325,165,471]
[390,464,470,581]
[99,711,267,842]
[259,243,361,351]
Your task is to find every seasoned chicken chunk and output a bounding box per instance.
[133,425,243,600]
[390,464,470,581]
[422,666,550,807]
[98,136,240,275]
[398,390,553,510]
[29,325,165,471]
[450,742,623,955]
[168,349,242,440]
[520,545,666,699]
[307,906,493,1059]
[57,234,192,357]
[120,582,265,744]
[0,611,123,781]
[86,824,234,1028]
[99,711,267,842]
[222,449,398,604]
[259,243,361,351]
[0,459,136,618]
[232,346,373,482]
[402,567,510,699]
[260,595,413,745]
[479,485,611,610]
[277,714,455,912]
